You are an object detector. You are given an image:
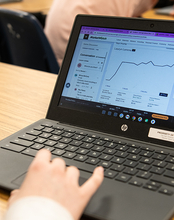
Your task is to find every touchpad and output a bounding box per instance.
[79,177,87,186]
[12,172,27,186]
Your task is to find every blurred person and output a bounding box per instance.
[3,149,104,220]
[44,0,158,67]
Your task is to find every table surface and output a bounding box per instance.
[0,62,57,218]
[1,7,174,219]
[0,0,53,13]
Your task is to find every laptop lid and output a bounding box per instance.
[47,15,174,148]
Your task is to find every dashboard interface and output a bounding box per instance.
[59,26,174,128]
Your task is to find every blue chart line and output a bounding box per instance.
[106,61,174,81]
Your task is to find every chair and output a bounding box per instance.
[0,8,59,74]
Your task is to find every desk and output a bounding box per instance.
[142,9,174,20]
[0,0,53,14]
[0,62,57,218]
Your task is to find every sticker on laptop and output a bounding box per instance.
[148,127,174,143]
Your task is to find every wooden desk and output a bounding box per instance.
[0,62,57,218]
[142,9,174,20]
[0,0,53,13]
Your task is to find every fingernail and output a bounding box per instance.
[96,166,104,173]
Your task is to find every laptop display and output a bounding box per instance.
[60,26,174,130]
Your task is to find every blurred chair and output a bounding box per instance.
[0,8,59,74]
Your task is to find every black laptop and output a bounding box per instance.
[1,15,174,220]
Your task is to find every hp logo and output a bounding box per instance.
[121,124,128,132]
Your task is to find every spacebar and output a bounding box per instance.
[151,174,174,187]
[60,157,96,173]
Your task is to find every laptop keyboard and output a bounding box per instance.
[1,121,174,196]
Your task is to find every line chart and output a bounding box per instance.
[106,61,174,81]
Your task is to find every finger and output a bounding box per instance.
[51,157,66,173]
[10,189,19,196]
[66,166,80,185]
[33,149,51,163]
[8,189,20,207]
[80,166,104,201]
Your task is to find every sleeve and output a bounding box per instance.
[3,196,74,220]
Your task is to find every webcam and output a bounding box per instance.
[150,23,154,28]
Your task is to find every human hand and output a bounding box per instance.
[8,149,104,220]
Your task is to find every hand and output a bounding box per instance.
[8,149,104,220]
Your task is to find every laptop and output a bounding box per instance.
[1,15,174,220]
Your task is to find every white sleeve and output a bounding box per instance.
[3,196,74,220]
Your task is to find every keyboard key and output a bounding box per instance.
[77,148,89,155]
[1,143,26,152]
[99,161,112,168]
[81,143,93,149]
[27,130,42,136]
[151,175,174,187]
[104,170,118,179]
[39,133,52,138]
[104,142,116,149]
[42,127,54,133]
[146,181,161,188]
[99,154,113,161]
[70,140,82,147]
[62,132,74,138]
[49,135,62,141]
[88,151,101,158]
[115,151,128,158]
[123,168,138,175]
[22,148,38,157]
[166,164,174,170]
[140,150,153,158]
[74,155,88,162]
[92,146,104,152]
[129,179,143,187]
[34,137,47,144]
[59,138,72,144]
[137,163,151,171]
[110,164,125,172]
[116,144,128,152]
[140,157,154,165]
[127,148,141,155]
[159,188,173,196]
[150,167,164,175]
[83,137,95,143]
[65,145,78,152]
[44,140,57,146]
[143,185,158,191]
[104,148,116,155]
[137,171,152,179]
[31,143,44,150]
[52,149,65,156]
[115,174,131,183]
[153,160,167,168]
[52,130,64,135]
[54,143,67,149]
[166,156,174,164]
[128,154,141,161]
[124,160,138,168]
[111,157,125,164]
[34,125,44,131]
[72,134,84,140]
[41,123,53,127]
[63,152,76,159]
[152,153,166,160]
[11,139,34,147]
[93,139,105,146]
[86,158,100,165]
[164,170,174,178]
[43,146,55,152]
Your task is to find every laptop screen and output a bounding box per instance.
[59,26,174,129]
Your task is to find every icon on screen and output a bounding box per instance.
[125,115,130,119]
[151,119,156,124]
[132,116,136,121]
[119,113,124,118]
[66,83,70,88]
[138,117,143,122]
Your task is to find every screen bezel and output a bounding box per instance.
[47,15,174,148]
